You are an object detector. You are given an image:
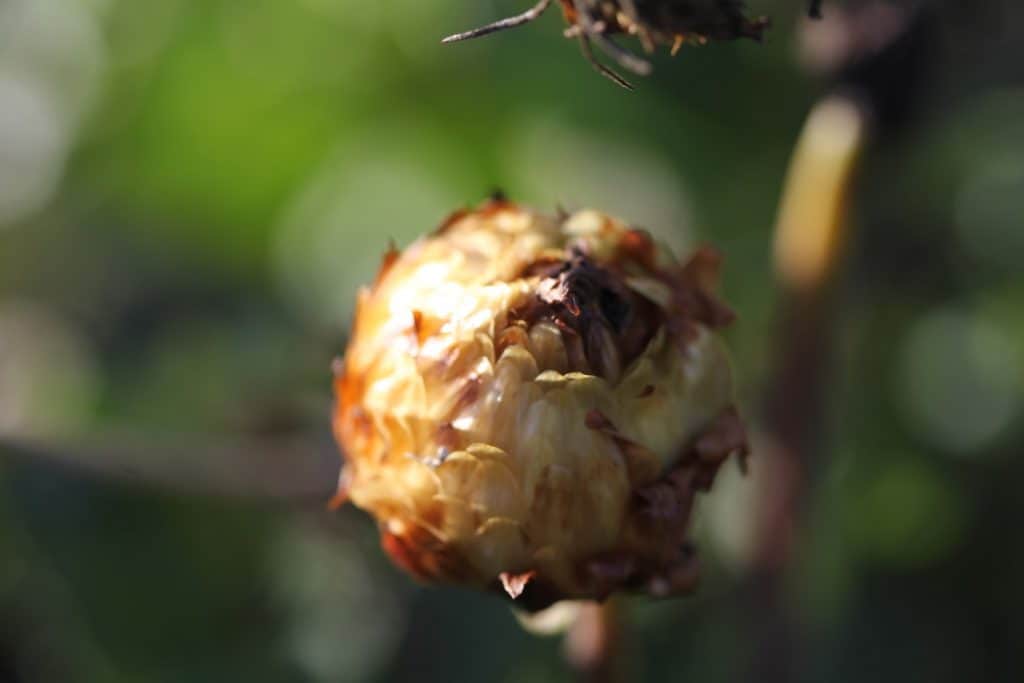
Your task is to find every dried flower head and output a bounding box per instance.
[333,198,748,610]
[443,1,770,88]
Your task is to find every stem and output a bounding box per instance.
[745,3,931,676]
[748,94,871,682]
[565,601,623,683]
[0,431,338,502]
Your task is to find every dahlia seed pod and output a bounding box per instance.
[333,198,748,610]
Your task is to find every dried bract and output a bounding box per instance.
[333,199,747,610]
[443,1,770,88]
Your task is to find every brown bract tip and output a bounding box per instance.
[433,208,471,236]
[677,245,736,329]
[516,249,663,383]
[373,243,401,288]
[695,406,750,473]
[327,467,352,511]
[500,570,538,599]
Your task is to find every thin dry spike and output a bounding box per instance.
[671,35,685,56]
[578,34,634,90]
[572,0,653,75]
[619,0,648,42]
[615,0,655,52]
[588,28,653,75]
[442,0,553,44]
[617,0,640,26]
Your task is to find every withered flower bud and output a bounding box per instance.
[334,198,747,610]
[443,1,769,89]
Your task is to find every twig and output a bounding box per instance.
[442,0,553,44]
[571,0,653,76]
[0,431,339,502]
[578,33,635,90]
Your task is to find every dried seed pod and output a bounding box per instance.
[333,198,747,610]
[443,1,770,88]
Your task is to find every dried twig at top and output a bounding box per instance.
[443,1,770,89]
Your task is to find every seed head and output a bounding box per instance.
[334,198,747,609]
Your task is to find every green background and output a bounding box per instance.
[1,1,1022,681]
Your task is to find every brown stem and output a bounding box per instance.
[745,3,931,678]
[0,431,339,502]
[747,94,871,682]
[565,601,624,683]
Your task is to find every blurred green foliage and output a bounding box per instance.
[1,0,1023,681]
